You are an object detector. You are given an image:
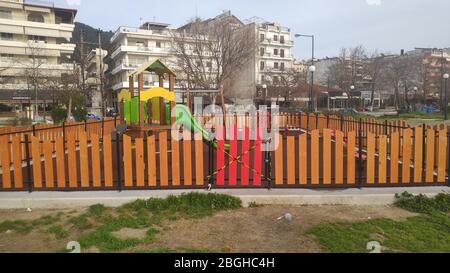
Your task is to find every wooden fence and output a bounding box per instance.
[0,125,449,191]
[0,117,119,170]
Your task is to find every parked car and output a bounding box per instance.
[87,113,101,121]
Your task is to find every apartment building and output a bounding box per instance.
[408,48,450,96]
[0,0,77,107]
[256,22,294,86]
[85,48,108,115]
[107,22,173,95]
[107,11,295,103]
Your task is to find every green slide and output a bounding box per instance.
[174,104,230,151]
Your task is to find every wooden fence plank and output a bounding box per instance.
[253,127,262,186]
[299,133,307,185]
[135,138,145,187]
[171,138,180,186]
[286,136,295,185]
[159,131,169,187]
[275,133,283,185]
[31,136,42,188]
[311,130,319,184]
[43,141,54,188]
[390,132,399,184]
[425,128,435,183]
[402,129,411,184]
[55,137,66,188]
[335,130,344,184]
[379,135,387,184]
[147,135,157,187]
[241,127,250,186]
[228,123,237,186]
[1,136,11,189]
[414,127,423,183]
[103,134,113,187]
[195,133,204,186]
[12,136,23,188]
[347,131,356,184]
[91,134,101,187]
[437,129,447,183]
[323,129,331,184]
[79,132,89,188]
[123,134,133,187]
[366,133,375,184]
[182,130,192,186]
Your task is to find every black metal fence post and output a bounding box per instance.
[24,134,32,193]
[116,132,122,192]
[101,117,105,139]
[358,118,364,188]
[32,124,36,137]
[340,115,344,132]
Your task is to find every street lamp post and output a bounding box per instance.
[262,84,268,106]
[309,65,316,112]
[444,73,449,120]
[295,34,315,112]
[349,85,355,109]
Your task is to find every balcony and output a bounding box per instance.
[110,45,172,59]
[111,26,170,43]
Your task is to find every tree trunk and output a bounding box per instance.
[67,97,73,122]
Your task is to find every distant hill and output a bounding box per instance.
[71,22,114,62]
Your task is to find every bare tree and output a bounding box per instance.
[21,41,49,118]
[362,51,386,111]
[266,67,306,102]
[171,17,256,97]
[326,46,367,107]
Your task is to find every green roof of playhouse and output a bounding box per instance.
[129,58,176,77]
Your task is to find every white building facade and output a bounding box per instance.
[0,0,77,106]
[107,12,295,103]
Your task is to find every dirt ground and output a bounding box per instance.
[0,204,417,253]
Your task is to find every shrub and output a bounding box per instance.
[394,192,450,214]
[51,107,67,124]
[72,107,87,122]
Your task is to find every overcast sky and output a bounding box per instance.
[54,0,450,60]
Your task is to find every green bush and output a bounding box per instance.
[394,192,450,214]
[51,107,67,124]
[72,107,87,122]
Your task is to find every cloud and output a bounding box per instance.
[66,0,81,6]
[366,0,382,6]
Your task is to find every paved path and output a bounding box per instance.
[0,187,448,209]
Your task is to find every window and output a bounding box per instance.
[280,36,285,44]
[274,49,278,55]
[280,49,285,58]
[28,35,46,42]
[0,33,13,41]
[260,48,265,57]
[273,35,278,41]
[260,61,265,71]
[274,62,279,70]
[206,62,212,69]
[0,9,12,19]
[28,13,45,23]
[156,41,161,48]
[273,76,279,84]
[260,34,265,42]
[280,62,285,71]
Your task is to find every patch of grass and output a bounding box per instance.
[309,215,450,253]
[134,247,210,253]
[47,225,69,239]
[87,204,106,217]
[394,192,450,214]
[31,214,61,227]
[121,192,242,218]
[78,193,241,252]
[309,193,450,253]
[0,220,33,234]
[68,215,93,230]
[248,202,264,208]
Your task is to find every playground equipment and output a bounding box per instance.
[117,59,229,150]
[118,59,177,136]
